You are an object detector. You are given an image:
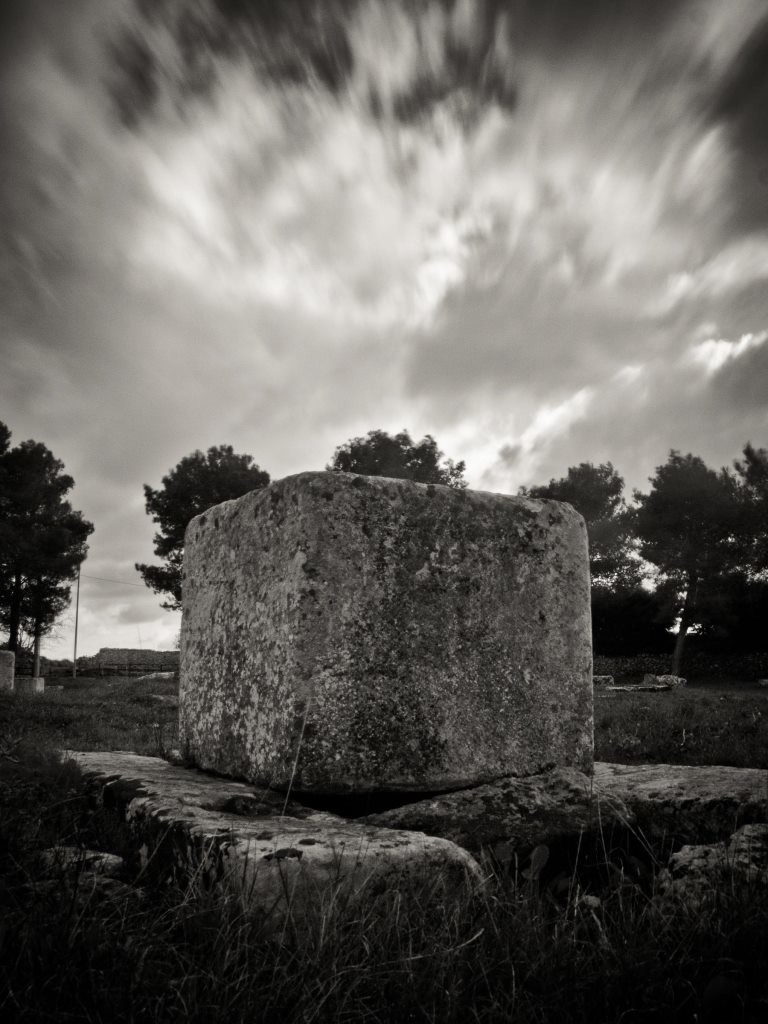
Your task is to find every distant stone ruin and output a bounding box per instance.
[78,648,179,674]
[179,471,593,795]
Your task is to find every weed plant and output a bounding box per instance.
[2,678,768,1021]
[0,675,178,757]
[1,743,767,1023]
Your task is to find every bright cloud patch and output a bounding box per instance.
[690,331,768,375]
[486,388,595,490]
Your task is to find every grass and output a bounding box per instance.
[594,681,768,768]
[3,672,766,769]
[1,676,768,1022]
[0,674,179,758]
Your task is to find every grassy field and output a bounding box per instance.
[0,674,180,757]
[3,672,766,767]
[595,681,768,768]
[1,676,767,1023]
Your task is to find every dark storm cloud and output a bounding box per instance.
[109,0,360,126]
[710,12,768,232]
[699,333,768,411]
[0,0,133,320]
[3,0,768,658]
[110,0,692,131]
[109,0,518,130]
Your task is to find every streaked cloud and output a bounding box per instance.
[689,330,768,376]
[1,0,767,658]
[485,388,595,491]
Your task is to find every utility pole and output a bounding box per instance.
[72,565,81,678]
[32,622,41,680]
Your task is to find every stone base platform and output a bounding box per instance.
[70,752,480,924]
[592,762,768,843]
[69,753,768,918]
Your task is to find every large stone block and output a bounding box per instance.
[180,471,592,794]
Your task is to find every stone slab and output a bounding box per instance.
[604,684,672,693]
[180,471,592,794]
[15,676,44,695]
[0,651,13,692]
[69,752,481,923]
[593,762,768,843]
[39,847,125,879]
[362,766,634,854]
[592,675,614,687]
[643,674,686,688]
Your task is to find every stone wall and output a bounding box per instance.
[78,648,179,671]
[594,651,768,680]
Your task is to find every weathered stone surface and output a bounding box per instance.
[180,471,592,794]
[593,675,614,687]
[727,822,768,878]
[70,752,481,922]
[361,767,633,854]
[0,651,13,692]
[39,846,125,879]
[643,674,686,688]
[593,762,768,843]
[657,824,768,902]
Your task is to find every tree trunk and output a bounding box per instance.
[32,623,41,679]
[672,577,698,676]
[8,574,22,653]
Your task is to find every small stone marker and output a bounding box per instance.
[16,676,45,695]
[0,651,13,692]
[593,674,613,687]
[180,471,592,794]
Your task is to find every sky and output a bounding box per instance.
[1,0,767,660]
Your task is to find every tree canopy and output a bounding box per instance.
[734,442,768,570]
[634,450,746,674]
[136,445,270,610]
[521,462,639,588]
[0,422,93,652]
[328,429,466,488]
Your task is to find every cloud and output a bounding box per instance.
[657,238,768,314]
[483,388,594,491]
[689,330,768,375]
[706,7,768,232]
[2,0,768,659]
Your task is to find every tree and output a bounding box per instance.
[0,422,93,653]
[634,451,745,675]
[521,462,640,588]
[734,442,768,571]
[591,583,676,656]
[136,445,270,610]
[328,429,466,488]
[692,572,768,653]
